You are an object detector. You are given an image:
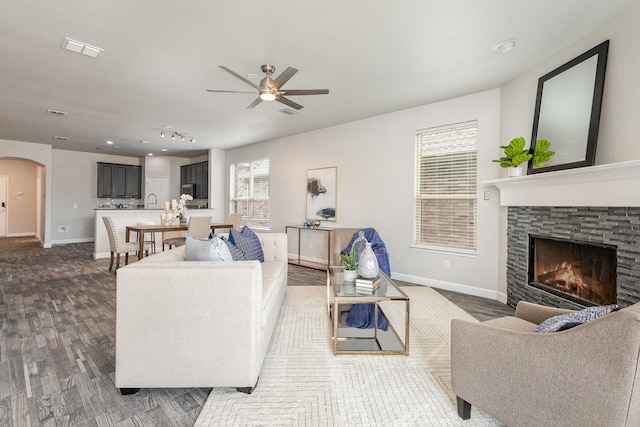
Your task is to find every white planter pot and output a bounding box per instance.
[508,166,526,178]
[343,269,357,283]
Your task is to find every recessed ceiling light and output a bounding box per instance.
[148,153,154,156]
[105,140,114,145]
[494,39,518,54]
[161,148,168,152]
[62,37,103,58]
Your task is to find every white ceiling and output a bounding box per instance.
[0,1,635,158]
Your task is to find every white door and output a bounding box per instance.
[0,175,7,237]
[145,176,169,209]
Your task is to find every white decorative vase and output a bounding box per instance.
[343,269,357,283]
[508,166,525,178]
[357,243,379,279]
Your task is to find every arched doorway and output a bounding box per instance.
[0,158,45,243]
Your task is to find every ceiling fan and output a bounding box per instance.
[207,65,329,110]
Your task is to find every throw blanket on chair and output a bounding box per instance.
[342,228,390,330]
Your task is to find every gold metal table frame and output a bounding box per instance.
[327,265,410,355]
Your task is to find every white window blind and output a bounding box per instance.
[414,121,477,252]
[230,158,270,229]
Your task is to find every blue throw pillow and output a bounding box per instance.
[228,226,264,262]
[220,235,247,261]
[534,304,620,333]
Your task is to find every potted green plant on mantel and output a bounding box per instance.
[340,245,358,283]
[493,137,555,177]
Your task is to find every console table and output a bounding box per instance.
[285,225,333,270]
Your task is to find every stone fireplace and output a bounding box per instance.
[507,206,640,309]
[487,160,640,310]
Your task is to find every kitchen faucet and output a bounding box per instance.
[146,193,157,208]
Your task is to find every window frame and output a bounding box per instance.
[413,120,478,254]
[229,158,270,230]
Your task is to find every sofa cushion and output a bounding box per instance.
[185,233,232,261]
[534,304,620,333]
[483,316,538,333]
[227,226,265,262]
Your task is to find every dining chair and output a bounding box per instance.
[102,216,149,271]
[229,213,242,230]
[160,214,185,250]
[187,215,213,238]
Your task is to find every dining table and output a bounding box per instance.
[126,222,234,260]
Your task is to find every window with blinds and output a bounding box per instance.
[414,121,477,252]
[230,158,270,229]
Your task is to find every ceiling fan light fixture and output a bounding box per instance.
[260,90,276,101]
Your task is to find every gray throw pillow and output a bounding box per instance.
[185,233,233,261]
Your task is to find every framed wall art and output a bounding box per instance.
[306,166,337,222]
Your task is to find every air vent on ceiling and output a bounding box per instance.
[54,136,69,140]
[47,109,68,116]
[279,108,298,115]
[62,37,103,58]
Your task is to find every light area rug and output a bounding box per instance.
[195,286,504,426]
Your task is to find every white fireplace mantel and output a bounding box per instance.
[484,159,640,207]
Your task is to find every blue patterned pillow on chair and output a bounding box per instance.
[534,304,620,333]
[225,226,264,262]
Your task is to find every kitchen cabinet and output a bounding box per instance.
[180,161,208,199]
[97,162,142,198]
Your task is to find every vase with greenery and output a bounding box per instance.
[493,137,532,175]
[493,137,556,176]
[340,246,358,283]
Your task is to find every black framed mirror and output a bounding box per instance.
[528,40,609,174]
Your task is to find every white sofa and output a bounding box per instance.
[115,232,288,394]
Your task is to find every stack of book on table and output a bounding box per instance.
[355,275,381,294]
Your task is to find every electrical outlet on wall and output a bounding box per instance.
[443,260,450,270]
[58,225,68,232]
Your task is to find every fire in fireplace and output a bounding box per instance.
[528,236,617,306]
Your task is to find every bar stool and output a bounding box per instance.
[137,221,156,254]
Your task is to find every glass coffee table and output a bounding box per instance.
[327,266,410,355]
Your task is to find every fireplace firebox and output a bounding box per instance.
[528,236,617,306]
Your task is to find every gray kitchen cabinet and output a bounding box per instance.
[97,162,142,198]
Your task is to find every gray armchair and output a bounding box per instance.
[451,301,640,426]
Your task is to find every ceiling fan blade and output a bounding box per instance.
[279,89,329,96]
[219,66,261,90]
[276,96,304,110]
[273,67,298,89]
[206,89,256,94]
[247,97,263,109]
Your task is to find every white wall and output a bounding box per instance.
[497,2,640,299]
[209,148,226,223]
[226,89,503,299]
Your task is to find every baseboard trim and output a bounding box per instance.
[51,237,94,245]
[392,272,500,301]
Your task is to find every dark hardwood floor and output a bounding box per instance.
[0,236,513,426]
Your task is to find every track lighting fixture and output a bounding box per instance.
[160,131,195,143]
